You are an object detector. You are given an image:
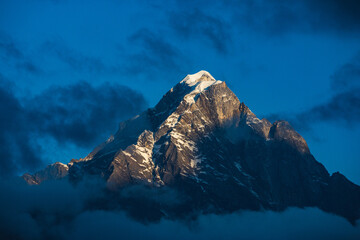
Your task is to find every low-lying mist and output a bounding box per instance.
[0,178,359,240]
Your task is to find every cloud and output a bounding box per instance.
[39,208,360,240]
[42,30,187,78]
[0,178,359,240]
[305,0,360,33]
[26,81,147,147]
[297,53,360,128]
[0,78,42,176]
[124,28,185,76]
[0,178,102,240]
[224,0,360,36]
[0,33,42,74]
[331,52,360,91]
[161,0,360,46]
[42,40,106,73]
[268,53,360,130]
[0,78,147,176]
[0,35,23,59]
[169,8,232,54]
[16,61,42,74]
[268,92,360,132]
[295,89,360,129]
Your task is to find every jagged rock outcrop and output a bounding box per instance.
[23,162,68,185]
[23,70,360,223]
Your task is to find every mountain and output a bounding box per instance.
[23,70,360,223]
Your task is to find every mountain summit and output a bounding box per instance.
[23,70,360,223]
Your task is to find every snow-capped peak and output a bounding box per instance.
[176,70,222,103]
[180,70,223,104]
[180,70,220,87]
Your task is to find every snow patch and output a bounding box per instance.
[180,70,223,104]
[56,162,69,170]
[180,70,216,86]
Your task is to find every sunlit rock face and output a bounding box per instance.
[23,162,68,185]
[23,70,360,223]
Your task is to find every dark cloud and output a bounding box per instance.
[306,0,360,33]
[296,52,360,128]
[16,61,42,74]
[0,35,23,59]
[0,79,147,176]
[268,53,360,130]
[331,52,360,91]
[26,81,147,147]
[0,33,42,74]
[0,78,42,176]
[42,40,106,73]
[167,0,360,45]
[42,31,186,78]
[69,208,360,240]
[124,28,185,76]
[268,90,360,131]
[235,0,304,35]
[0,178,103,240]
[294,54,360,128]
[169,8,232,54]
[0,178,359,240]
[224,0,360,36]
[295,89,360,129]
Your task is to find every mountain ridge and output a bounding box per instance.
[23,70,360,223]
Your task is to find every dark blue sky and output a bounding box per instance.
[0,0,359,184]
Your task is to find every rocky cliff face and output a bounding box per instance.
[23,162,69,185]
[23,70,360,223]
